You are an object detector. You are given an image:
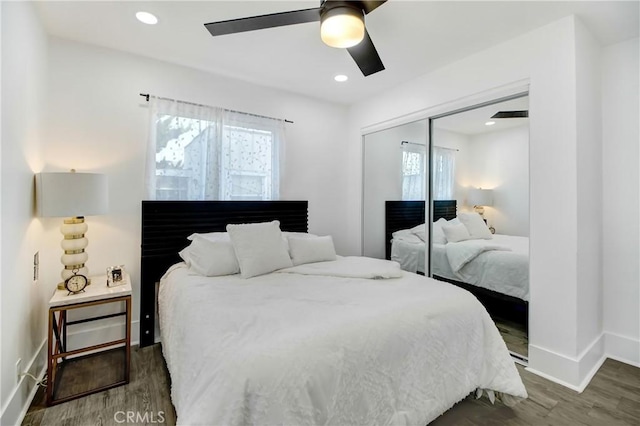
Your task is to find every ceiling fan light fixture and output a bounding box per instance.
[321,7,365,48]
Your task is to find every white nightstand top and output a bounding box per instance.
[49,272,132,308]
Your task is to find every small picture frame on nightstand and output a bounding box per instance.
[107,265,126,287]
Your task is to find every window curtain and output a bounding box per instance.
[145,97,284,200]
[432,147,456,200]
[402,145,426,200]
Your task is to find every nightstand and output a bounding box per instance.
[46,273,132,406]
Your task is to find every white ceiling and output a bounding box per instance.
[35,1,639,105]
[434,96,529,136]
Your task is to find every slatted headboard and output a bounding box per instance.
[384,200,457,259]
[140,200,308,347]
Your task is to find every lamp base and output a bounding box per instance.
[59,216,91,289]
[473,205,485,218]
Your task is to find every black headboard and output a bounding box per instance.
[384,200,457,259]
[140,200,308,347]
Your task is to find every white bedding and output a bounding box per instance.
[391,234,529,301]
[159,257,526,425]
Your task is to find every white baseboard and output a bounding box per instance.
[65,319,140,349]
[528,331,639,392]
[0,339,47,426]
[527,333,606,392]
[605,331,640,366]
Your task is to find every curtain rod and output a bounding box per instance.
[400,141,459,152]
[139,93,293,124]
[434,145,460,152]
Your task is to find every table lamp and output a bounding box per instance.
[36,171,108,289]
[468,187,493,218]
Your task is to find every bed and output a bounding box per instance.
[386,201,529,325]
[141,201,527,425]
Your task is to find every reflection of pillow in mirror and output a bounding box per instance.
[393,233,423,244]
[442,223,471,243]
[187,232,230,242]
[433,218,448,245]
[410,224,426,241]
[392,229,413,239]
[448,218,461,225]
[458,212,493,240]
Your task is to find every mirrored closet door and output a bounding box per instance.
[362,119,428,262]
[430,95,530,360]
[362,94,531,361]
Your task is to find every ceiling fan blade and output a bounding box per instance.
[491,110,529,118]
[347,29,385,76]
[205,7,321,37]
[361,0,388,14]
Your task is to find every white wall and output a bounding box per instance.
[0,2,48,424]
[346,16,602,387]
[39,37,349,347]
[602,37,639,364]
[574,18,604,370]
[466,125,529,236]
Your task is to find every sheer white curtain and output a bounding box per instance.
[145,97,284,200]
[432,147,456,200]
[402,144,426,200]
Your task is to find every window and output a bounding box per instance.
[146,98,283,201]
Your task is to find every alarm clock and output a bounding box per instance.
[65,270,88,294]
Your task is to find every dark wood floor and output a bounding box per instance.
[24,344,639,426]
[495,317,529,358]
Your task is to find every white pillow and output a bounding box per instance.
[187,232,230,242]
[432,218,448,245]
[282,231,318,255]
[410,224,426,241]
[179,235,239,276]
[458,212,493,240]
[442,223,471,243]
[391,229,413,238]
[226,220,293,278]
[288,235,337,266]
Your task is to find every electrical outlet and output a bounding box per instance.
[15,358,22,384]
[33,251,39,283]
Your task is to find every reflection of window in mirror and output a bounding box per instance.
[432,147,456,200]
[402,150,425,200]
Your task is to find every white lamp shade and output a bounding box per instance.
[36,172,108,217]
[468,188,493,206]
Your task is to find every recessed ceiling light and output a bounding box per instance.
[136,11,158,25]
[485,121,496,126]
[334,74,348,82]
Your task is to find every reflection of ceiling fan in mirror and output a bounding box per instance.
[491,110,529,118]
[204,1,387,76]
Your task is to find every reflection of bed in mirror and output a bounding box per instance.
[385,200,529,326]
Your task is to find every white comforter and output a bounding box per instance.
[159,258,527,425]
[445,240,511,273]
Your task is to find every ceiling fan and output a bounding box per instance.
[204,1,388,77]
[491,110,529,118]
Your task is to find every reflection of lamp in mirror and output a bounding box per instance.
[468,187,493,218]
[36,170,108,289]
